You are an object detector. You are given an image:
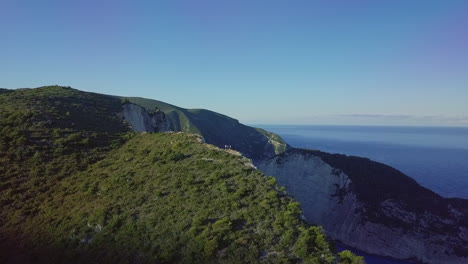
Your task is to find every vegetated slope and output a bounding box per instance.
[124,97,289,162]
[0,86,130,236]
[0,88,14,94]
[0,86,363,264]
[17,133,346,263]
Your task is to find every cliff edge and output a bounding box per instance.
[258,148,468,264]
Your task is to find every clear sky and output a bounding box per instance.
[2,0,468,126]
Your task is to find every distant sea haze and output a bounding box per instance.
[256,125,468,199]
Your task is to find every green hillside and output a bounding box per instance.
[0,86,363,264]
[124,97,289,161]
[0,86,130,231]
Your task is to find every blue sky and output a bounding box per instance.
[2,0,468,126]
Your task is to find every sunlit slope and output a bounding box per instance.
[29,133,342,263]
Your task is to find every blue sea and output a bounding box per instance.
[256,125,468,264]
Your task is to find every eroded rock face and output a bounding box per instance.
[257,149,468,264]
[120,103,171,132]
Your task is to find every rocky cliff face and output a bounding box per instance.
[123,97,289,162]
[120,103,171,132]
[257,149,468,264]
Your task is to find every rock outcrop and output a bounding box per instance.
[257,148,468,264]
[120,103,171,132]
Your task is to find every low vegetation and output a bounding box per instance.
[0,86,363,263]
[0,86,129,233]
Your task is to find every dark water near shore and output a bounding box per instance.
[256,125,468,264]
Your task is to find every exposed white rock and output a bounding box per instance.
[258,151,468,264]
[120,103,171,132]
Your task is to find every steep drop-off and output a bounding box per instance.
[258,149,468,264]
[120,103,171,132]
[123,97,289,162]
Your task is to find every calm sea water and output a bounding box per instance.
[256,125,468,264]
[257,125,468,199]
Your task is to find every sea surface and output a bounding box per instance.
[257,125,468,199]
[256,125,468,264]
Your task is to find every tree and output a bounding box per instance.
[339,250,365,264]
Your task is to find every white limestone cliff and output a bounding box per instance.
[257,151,468,264]
[120,103,171,132]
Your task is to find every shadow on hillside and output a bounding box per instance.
[0,236,148,264]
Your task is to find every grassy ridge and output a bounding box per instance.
[124,97,289,161]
